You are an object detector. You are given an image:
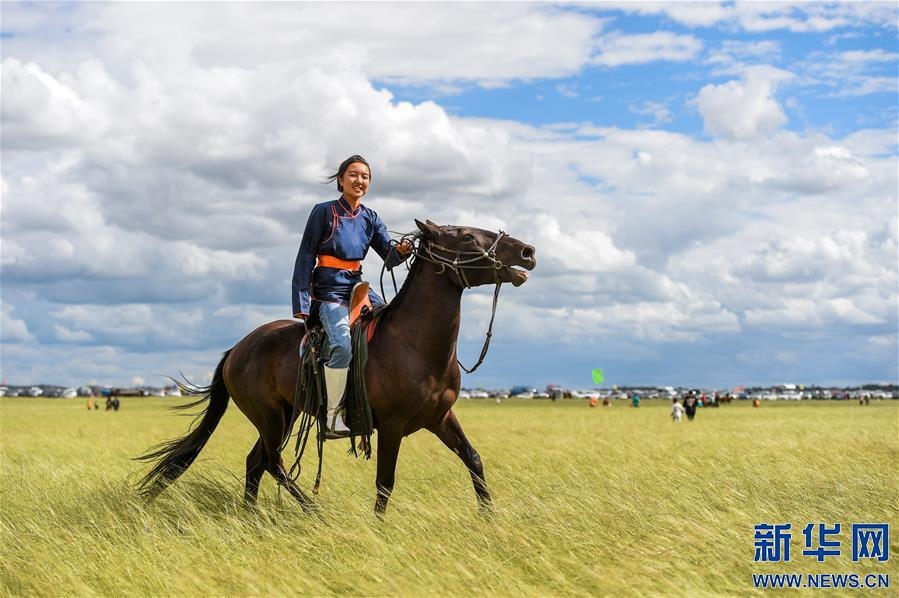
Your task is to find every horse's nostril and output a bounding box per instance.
[521,245,535,261]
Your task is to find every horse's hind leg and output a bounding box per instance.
[429,409,492,511]
[257,418,316,512]
[244,438,265,505]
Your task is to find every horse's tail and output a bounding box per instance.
[135,349,232,498]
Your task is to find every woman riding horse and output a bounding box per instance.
[292,155,412,437]
[137,220,536,515]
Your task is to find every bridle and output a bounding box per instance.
[381,229,510,374]
[416,230,509,289]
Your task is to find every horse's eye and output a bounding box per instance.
[463,233,475,242]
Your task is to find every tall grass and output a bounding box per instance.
[2,397,896,596]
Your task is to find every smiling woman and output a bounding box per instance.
[291,155,413,437]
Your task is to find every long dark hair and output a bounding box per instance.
[326,154,372,192]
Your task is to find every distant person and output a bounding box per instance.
[671,398,684,423]
[631,393,640,408]
[602,397,611,407]
[86,398,94,410]
[113,397,121,411]
[684,393,697,421]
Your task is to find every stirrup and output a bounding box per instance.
[324,412,351,440]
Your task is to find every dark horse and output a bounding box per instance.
[137,219,536,515]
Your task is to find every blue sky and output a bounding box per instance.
[1,2,897,391]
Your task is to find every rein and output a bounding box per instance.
[382,230,509,374]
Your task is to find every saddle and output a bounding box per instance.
[297,282,382,447]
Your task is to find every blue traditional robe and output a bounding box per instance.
[292,197,404,317]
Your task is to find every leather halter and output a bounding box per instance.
[409,230,510,374]
[415,231,509,288]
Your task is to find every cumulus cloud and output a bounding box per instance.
[51,3,603,86]
[745,298,883,329]
[1,302,35,343]
[694,66,794,140]
[1,2,895,387]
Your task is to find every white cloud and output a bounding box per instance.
[838,49,899,64]
[694,66,794,140]
[629,100,673,124]
[54,324,95,343]
[23,3,603,86]
[593,31,703,67]
[556,83,579,99]
[0,2,895,387]
[707,40,782,73]
[796,47,899,98]
[834,77,896,98]
[745,298,883,328]
[1,302,35,343]
[0,59,111,148]
[728,2,891,33]
[49,304,208,349]
[603,2,898,33]
[598,2,732,27]
[868,334,897,348]
[519,214,636,275]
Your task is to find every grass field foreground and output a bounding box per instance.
[1,397,897,596]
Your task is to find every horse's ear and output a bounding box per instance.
[415,219,440,240]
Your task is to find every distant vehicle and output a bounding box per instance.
[458,390,471,399]
[27,386,43,397]
[470,390,489,399]
[62,388,78,398]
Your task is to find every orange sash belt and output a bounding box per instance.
[317,255,361,271]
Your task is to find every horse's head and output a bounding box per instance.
[413,219,536,288]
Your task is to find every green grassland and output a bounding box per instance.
[1,397,897,596]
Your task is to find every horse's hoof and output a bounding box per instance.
[477,501,495,519]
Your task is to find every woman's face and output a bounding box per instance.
[339,162,370,204]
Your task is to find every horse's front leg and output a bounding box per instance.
[374,424,403,516]
[429,409,492,511]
